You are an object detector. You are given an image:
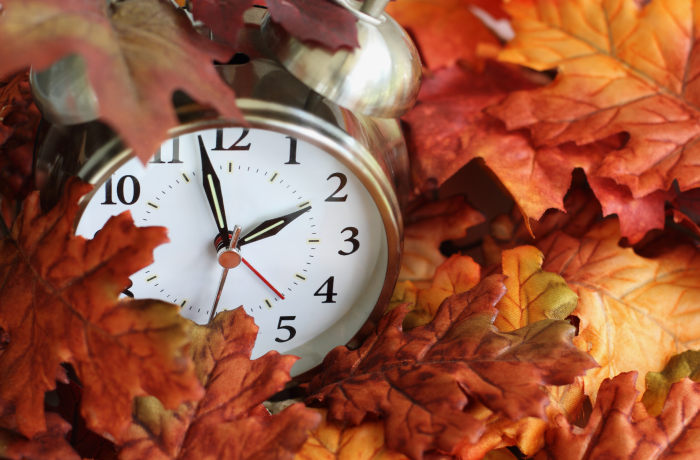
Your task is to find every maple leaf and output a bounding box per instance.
[454,246,586,458]
[307,275,597,460]
[385,0,507,71]
[0,0,241,163]
[117,307,321,460]
[405,58,674,243]
[491,0,700,203]
[389,254,481,329]
[0,178,203,441]
[537,218,700,402]
[0,414,79,460]
[399,196,484,283]
[191,0,358,50]
[534,372,700,459]
[642,350,700,417]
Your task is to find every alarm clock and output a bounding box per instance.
[31,3,420,377]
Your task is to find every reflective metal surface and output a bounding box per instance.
[261,0,421,118]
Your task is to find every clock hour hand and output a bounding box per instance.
[238,206,312,247]
[198,135,230,249]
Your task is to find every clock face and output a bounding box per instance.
[76,126,388,375]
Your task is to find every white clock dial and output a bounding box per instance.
[76,127,388,375]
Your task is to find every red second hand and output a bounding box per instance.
[241,258,286,300]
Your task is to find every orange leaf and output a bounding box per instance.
[534,372,700,459]
[0,0,242,163]
[400,196,484,283]
[492,0,700,201]
[537,218,700,402]
[295,408,408,460]
[307,276,596,459]
[118,308,321,460]
[0,178,203,441]
[385,0,506,70]
[0,414,79,460]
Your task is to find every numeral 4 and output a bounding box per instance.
[314,276,338,303]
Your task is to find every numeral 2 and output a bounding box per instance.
[325,173,348,202]
[275,316,297,343]
[339,227,360,256]
[213,128,251,151]
[150,137,183,164]
[314,276,338,303]
[102,175,141,205]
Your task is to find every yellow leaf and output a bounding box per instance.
[643,350,700,416]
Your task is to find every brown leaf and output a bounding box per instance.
[537,218,700,402]
[400,196,484,283]
[265,0,359,50]
[0,178,203,441]
[534,372,700,459]
[0,414,79,460]
[643,350,700,417]
[118,308,321,460]
[307,275,596,459]
[0,0,241,163]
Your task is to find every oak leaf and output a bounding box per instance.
[385,0,507,70]
[491,0,700,202]
[390,254,481,330]
[0,0,241,163]
[307,275,597,460]
[117,308,321,460]
[399,196,484,283]
[537,218,700,402]
[643,350,700,417]
[456,246,586,458]
[534,372,700,459]
[0,178,203,441]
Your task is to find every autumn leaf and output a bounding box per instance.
[534,372,700,459]
[643,350,700,417]
[455,246,586,458]
[294,408,408,460]
[537,218,700,402]
[385,0,507,71]
[118,308,320,460]
[0,178,203,441]
[0,0,241,163]
[491,0,700,204]
[307,275,597,460]
[390,254,481,329]
[399,196,484,283]
[0,414,79,460]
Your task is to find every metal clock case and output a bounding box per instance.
[32,8,413,378]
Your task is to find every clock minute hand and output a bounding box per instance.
[198,135,230,249]
[238,206,312,247]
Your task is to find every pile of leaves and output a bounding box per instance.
[3,0,700,459]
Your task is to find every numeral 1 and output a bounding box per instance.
[285,137,299,164]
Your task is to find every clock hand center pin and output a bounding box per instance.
[210,225,242,322]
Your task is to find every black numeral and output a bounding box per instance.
[150,138,183,164]
[285,137,299,164]
[314,277,338,303]
[325,173,348,202]
[213,128,251,151]
[339,227,360,256]
[102,175,140,205]
[275,316,297,343]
